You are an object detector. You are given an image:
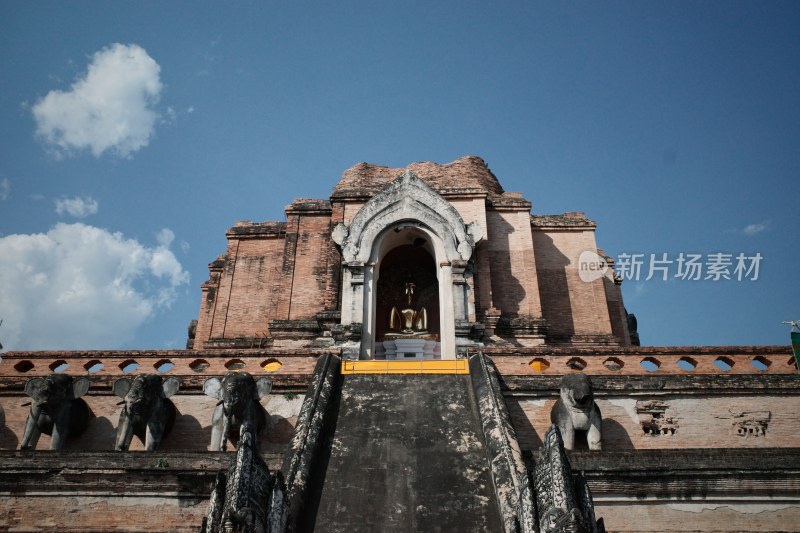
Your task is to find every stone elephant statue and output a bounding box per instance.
[550,373,602,451]
[21,374,91,450]
[203,372,272,451]
[113,374,180,451]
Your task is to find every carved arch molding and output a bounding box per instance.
[332,170,483,358]
[333,170,483,264]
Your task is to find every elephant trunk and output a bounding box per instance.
[115,407,134,451]
[220,412,232,452]
[20,404,43,450]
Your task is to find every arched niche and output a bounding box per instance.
[334,171,482,359]
[370,225,442,359]
[375,242,440,345]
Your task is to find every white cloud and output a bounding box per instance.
[32,43,163,158]
[0,223,189,350]
[54,195,99,218]
[156,228,175,247]
[743,221,769,236]
[0,178,9,201]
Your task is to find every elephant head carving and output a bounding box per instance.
[203,372,272,451]
[549,373,602,451]
[113,374,180,451]
[21,374,91,450]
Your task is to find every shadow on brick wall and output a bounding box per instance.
[0,425,18,449]
[533,232,575,338]
[488,214,526,316]
[602,419,635,449]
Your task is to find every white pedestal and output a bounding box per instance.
[383,338,438,360]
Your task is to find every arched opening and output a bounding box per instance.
[336,171,481,360]
[375,241,440,359]
[363,223,453,359]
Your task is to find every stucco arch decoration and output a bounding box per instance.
[332,170,483,265]
[332,170,483,358]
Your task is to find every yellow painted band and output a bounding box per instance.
[341,359,469,375]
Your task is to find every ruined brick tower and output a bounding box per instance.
[0,157,797,533]
[193,156,631,356]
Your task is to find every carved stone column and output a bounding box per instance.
[340,263,364,326]
[451,260,469,322]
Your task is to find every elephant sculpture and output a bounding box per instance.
[203,372,272,451]
[20,374,91,450]
[550,373,602,451]
[113,374,180,451]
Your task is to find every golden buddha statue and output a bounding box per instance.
[388,280,428,335]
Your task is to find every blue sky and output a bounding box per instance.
[0,1,797,351]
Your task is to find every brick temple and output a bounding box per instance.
[194,156,632,355]
[0,156,798,532]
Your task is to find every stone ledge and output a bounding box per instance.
[0,450,280,494]
[500,373,800,395]
[567,448,800,498]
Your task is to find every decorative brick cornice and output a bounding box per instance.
[488,192,532,211]
[0,348,341,390]
[531,212,597,229]
[284,198,332,215]
[226,221,287,238]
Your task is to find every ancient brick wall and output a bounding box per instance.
[204,240,239,342]
[509,394,800,451]
[3,347,793,455]
[532,220,614,341]
[602,263,631,345]
[573,449,800,532]
[0,345,796,532]
[281,203,337,321]
[592,501,800,533]
[193,201,338,347]
[448,197,488,232]
[449,197,490,320]
[0,452,239,533]
[193,257,223,350]
[0,349,335,455]
[209,236,286,339]
[194,160,637,349]
[0,391,303,456]
[487,346,799,452]
[0,348,317,531]
[486,207,542,319]
[340,200,366,225]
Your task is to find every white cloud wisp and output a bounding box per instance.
[0,223,188,350]
[743,221,769,236]
[54,195,99,218]
[32,43,163,158]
